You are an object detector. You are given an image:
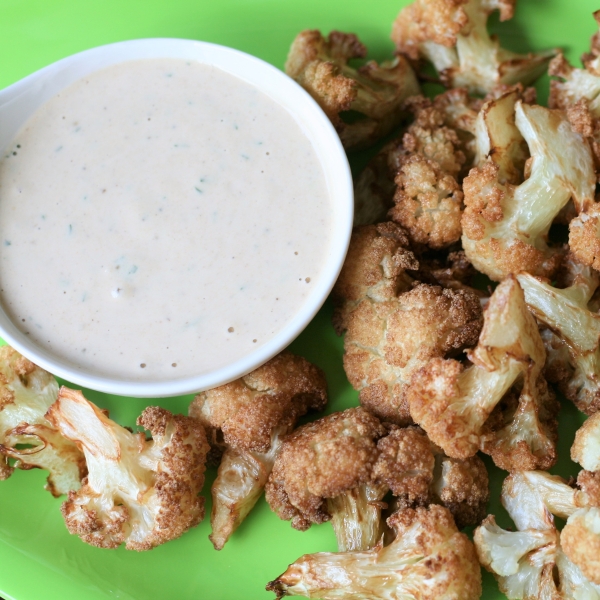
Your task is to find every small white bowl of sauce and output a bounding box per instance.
[0,39,352,397]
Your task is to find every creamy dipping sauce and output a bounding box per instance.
[0,59,332,381]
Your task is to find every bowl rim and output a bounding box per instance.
[0,38,353,397]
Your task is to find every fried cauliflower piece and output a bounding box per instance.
[344,281,482,425]
[46,387,209,550]
[389,153,464,249]
[266,504,482,599]
[266,411,488,552]
[189,352,327,550]
[354,89,480,233]
[408,277,558,471]
[331,222,418,335]
[0,346,85,495]
[549,12,600,176]
[334,224,481,426]
[391,0,555,95]
[372,426,489,528]
[265,407,388,550]
[475,470,600,598]
[517,258,600,415]
[551,25,600,269]
[285,30,419,151]
[462,91,596,281]
[559,413,600,584]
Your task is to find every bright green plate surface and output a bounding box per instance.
[0,1,597,598]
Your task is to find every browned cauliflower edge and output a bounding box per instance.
[549,11,600,177]
[373,426,489,529]
[345,283,482,426]
[353,88,481,228]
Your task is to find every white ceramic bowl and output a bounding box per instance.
[0,38,353,397]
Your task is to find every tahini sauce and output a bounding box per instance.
[0,59,332,380]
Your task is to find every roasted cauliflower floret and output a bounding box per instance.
[343,282,482,425]
[285,30,419,150]
[391,0,555,95]
[408,277,558,471]
[389,153,464,249]
[46,387,209,551]
[560,413,600,584]
[475,470,600,598]
[517,258,600,414]
[189,352,327,550]
[387,87,536,249]
[266,504,482,599]
[373,426,489,528]
[265,407,387,550]
[354,88,481,227]
[0,346,85,495]
[332,222,418,335]
[462,91,595,281]
[549,12,600,176]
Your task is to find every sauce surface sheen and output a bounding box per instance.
[0,58,332,381]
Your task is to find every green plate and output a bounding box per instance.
[0,1,596,598]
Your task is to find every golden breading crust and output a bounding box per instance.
[561,509,600,586]
[578,470,600,507]
[401,94,469,177]
[189,352,327,455]
[264,407,387,531]
[332,222,418,334]
[372,427,434,503]
[343,283,482,425]
[435,454,489,528]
